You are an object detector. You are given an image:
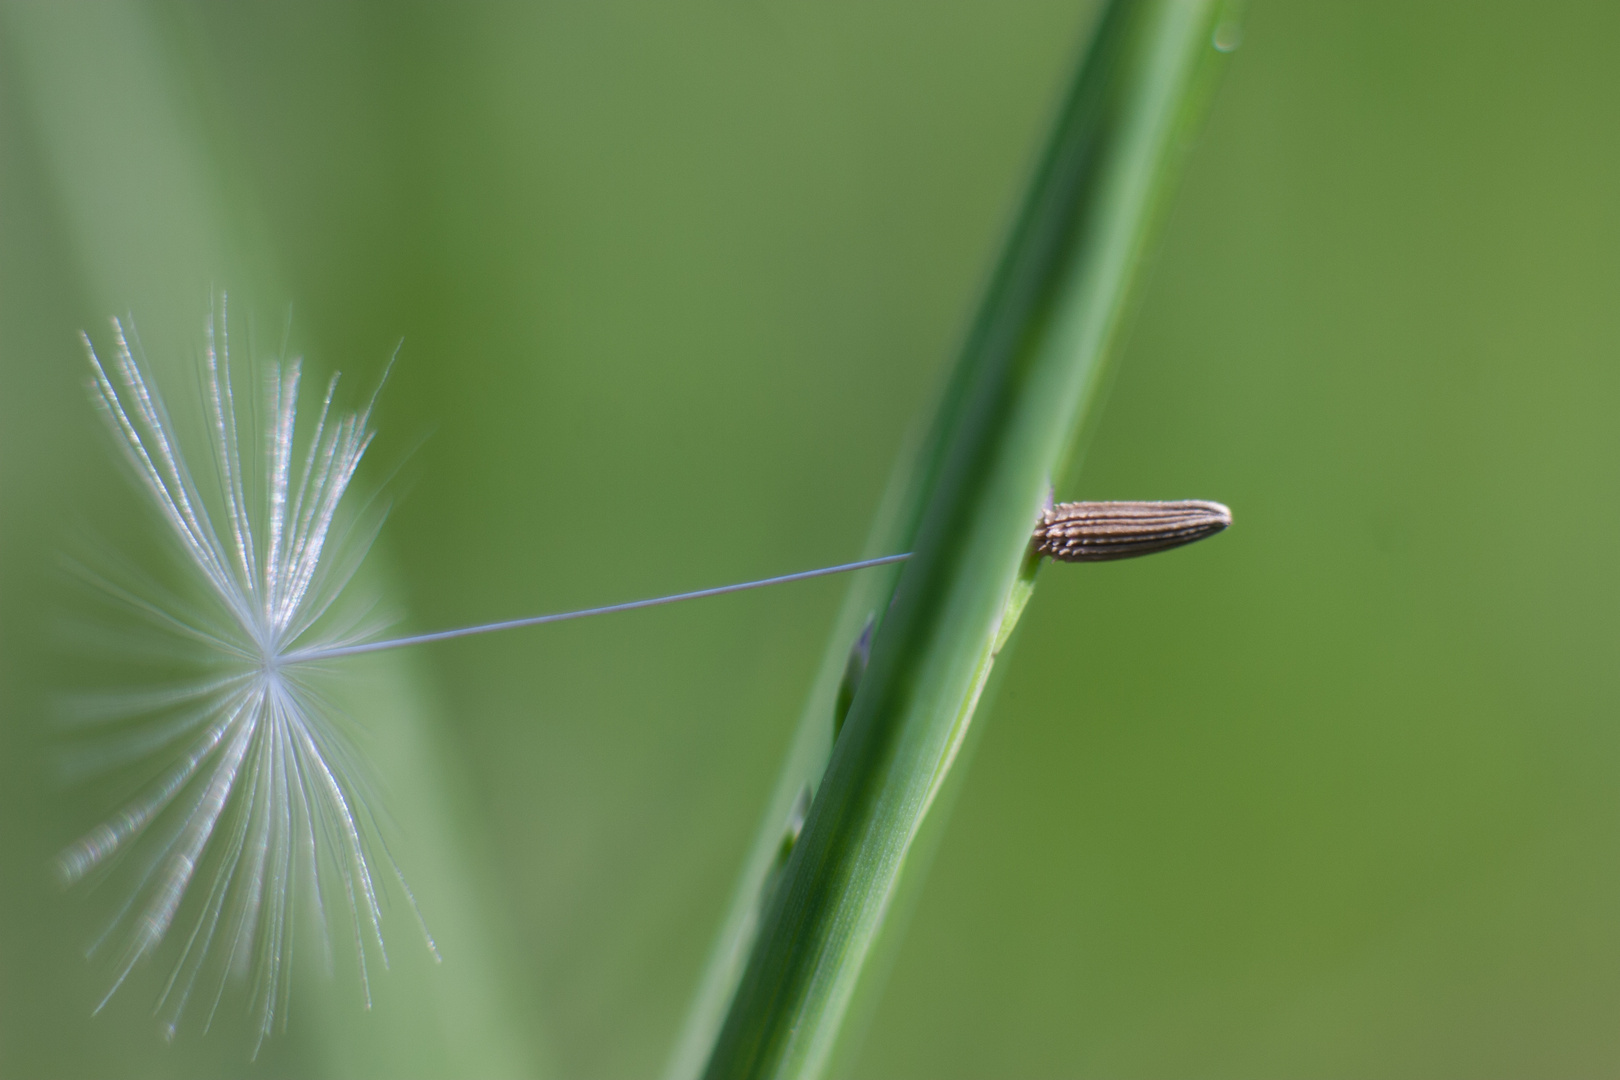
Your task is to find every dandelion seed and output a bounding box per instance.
[61,301,1230,1055]
[62,300,431,1055]
[1032,499,1232,562]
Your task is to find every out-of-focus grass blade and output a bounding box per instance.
[683,5,1237,1080]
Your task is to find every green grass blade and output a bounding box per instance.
[695,5,1236,1079]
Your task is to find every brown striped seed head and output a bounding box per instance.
[1032,500,1231,562]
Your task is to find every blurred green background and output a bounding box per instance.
[4,1,1620,1077]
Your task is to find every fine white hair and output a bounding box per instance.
[61,299,433,1054]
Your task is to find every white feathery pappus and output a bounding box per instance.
[59,298,435,1055]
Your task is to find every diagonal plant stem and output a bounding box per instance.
[689,4,1238,1080]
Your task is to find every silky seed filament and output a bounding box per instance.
[295,501,1232,662]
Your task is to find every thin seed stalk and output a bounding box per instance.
[697,4,1235,1079]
